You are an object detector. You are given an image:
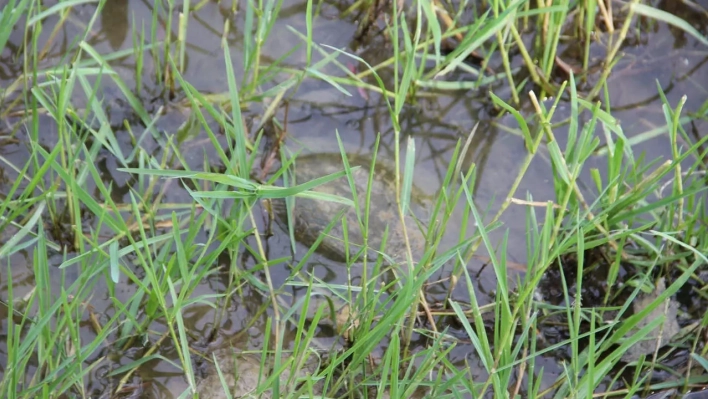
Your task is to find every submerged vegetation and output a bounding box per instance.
[0,0,707,398]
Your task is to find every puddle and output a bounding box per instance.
[0,0,707,397]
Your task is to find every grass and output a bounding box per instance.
[1,0,707,398]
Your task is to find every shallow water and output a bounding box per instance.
[0,0,707,397]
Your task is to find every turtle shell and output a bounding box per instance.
[271,152,427,264]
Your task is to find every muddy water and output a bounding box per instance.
[0,0,707,397]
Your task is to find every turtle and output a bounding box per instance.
[194,349,323,399]
[193,153,436,399]
[194,347,427,399]
[269,152,429,267]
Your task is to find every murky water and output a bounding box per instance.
[1,0,707,397]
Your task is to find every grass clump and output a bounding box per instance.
[1,0,707,398]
